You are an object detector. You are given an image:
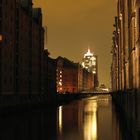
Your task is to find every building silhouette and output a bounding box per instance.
[0,0,44,94]
[43,49,57,96]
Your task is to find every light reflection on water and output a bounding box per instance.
[83,100,97,140]
[57,95,119,140]
[58,106,63,135]
[0,95,133,140]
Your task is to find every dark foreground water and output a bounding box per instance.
[0,95,131,140]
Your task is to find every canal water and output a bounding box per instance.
[0,95,130,140]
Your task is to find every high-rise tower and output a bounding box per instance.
[82,49,99,88]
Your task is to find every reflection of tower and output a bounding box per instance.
[84,101,97,140]
[82,48,99,88]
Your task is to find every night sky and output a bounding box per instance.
[33,0,116,88]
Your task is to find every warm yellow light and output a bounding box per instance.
[92,61,96,65]
[119,13,122,20]
[84,48,93,58]
[0,35,3,41]
[84,102,97,140]
[59,81,62,86]
[58,106,63,135]
[93,71,96,74]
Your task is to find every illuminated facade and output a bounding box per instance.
[82,49,99,88]
[56,56,80,93]
[56,56,94,93]
[111,0,140,93]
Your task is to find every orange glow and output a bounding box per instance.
[58,106,63,135]
[0,35,2,41]
[33,0,116,88]
[84,101,97,140]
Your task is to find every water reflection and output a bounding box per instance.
[58,106,63,135]
[56,95,129,140]
[0,95,137,140]
[84,101,97,140]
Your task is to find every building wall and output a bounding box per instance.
[56,57,94,93]
[47,57,57,96]
[82,68,94,91]
[56,57,63,93]
[0,0,44,94]
[56,57,79,93]
[78,65,83,92]
[111,17,119,92]
[94,55,99,88]
[18,7,31,93]
[134,0,140,91]
[43,50,57,96]
[62,68,78,93]
[87,72,94,90]
[111,0,140,92]
[43,50,49,94]
[0,0,16,93]
[32,9,44,93]
[82,68,88,91]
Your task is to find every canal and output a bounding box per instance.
[0,95,130,140]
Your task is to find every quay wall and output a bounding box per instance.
[0,93,100,113]
[111,91,140,140]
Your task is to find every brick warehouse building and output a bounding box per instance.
[0,0,44,94]
[56,56,94,93]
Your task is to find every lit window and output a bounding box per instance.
[93,71,96,74]
[93,62,96,65]
[59,81,62,86]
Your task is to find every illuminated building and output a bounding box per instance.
[82,49,99,88]
[56,56,94,93]
[56,56,79,93]
[111,0,140,93]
